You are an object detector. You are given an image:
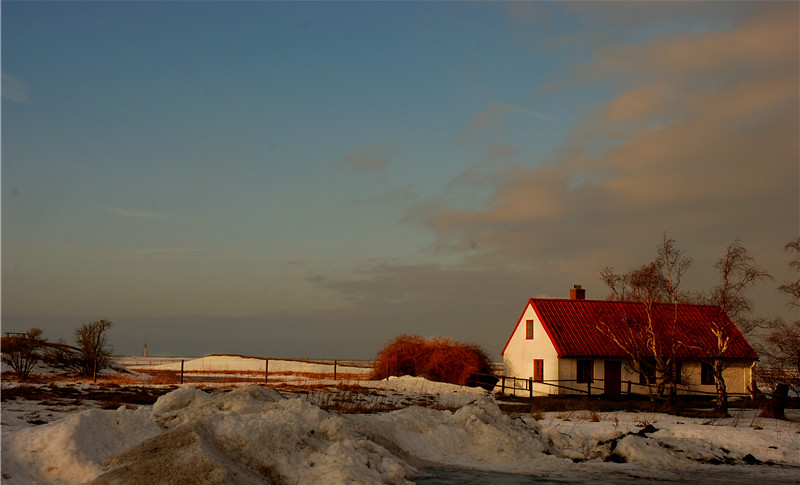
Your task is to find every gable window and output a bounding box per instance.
[533,359,544,382]
[577,359,594,383]
[526,320,534,340]
[701,362,715,385]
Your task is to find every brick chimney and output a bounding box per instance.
[570,284,586,300]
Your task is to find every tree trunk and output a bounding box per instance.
[667,361,679,405]
[713,359,728,416]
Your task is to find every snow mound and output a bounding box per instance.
[1,406,159,485]
[105,385,412,484]
[3,384,799,484]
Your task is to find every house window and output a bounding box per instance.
[577,359,594,383]
[533,359,544,382]
[526,320,534,339]
[701,362,715,385]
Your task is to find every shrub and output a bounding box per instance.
[1,328,46,380]
[371,335,494,386]
[45,320,114,378]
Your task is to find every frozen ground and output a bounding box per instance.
[2,358,799,484]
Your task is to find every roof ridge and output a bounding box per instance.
[530,297,720,308]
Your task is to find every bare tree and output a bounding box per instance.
[1,328,45,380]
[598,235,692,402]
[778,236,800,308]
[701,239,772,415]
[73,320,114,378]
[760,237,800,394]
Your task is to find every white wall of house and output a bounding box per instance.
[552,360,754,396]
[679,361,753,395]
[502,303,559,396]
[503,354,754,397]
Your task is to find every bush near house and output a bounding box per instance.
[371,335,494,386]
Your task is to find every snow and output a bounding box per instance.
[3,379,799,484]
[1,406,160,484]
[140,354,372,376]
[3,357,799,484]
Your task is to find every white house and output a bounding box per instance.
[500,286,759,398]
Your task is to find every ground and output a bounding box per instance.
[2,356,799,484]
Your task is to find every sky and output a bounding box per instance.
[2,1,798,359]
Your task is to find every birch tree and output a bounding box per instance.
[701,239,771,416]
[598,235,692,402]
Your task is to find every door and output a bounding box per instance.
[604,361,621,399]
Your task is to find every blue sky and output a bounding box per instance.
[3,2,798,358]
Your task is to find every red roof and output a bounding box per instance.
[502,298,758,361]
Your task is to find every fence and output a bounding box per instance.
[124,357,374,385]
[494,374,756,399]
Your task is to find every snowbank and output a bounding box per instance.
[2,384,799,484]
[1,406,159,484]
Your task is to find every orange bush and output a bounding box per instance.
[371,335,494,386]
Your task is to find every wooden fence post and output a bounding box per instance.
[181,359,184,385]
[265,358,269,384]
[529,378,533,399]
[334,360,338,380]
[501,376,506,395]
[587,379,591,396]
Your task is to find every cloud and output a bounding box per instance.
[113,248,212,254]
[103,206,166,219]
[460,103,564,142]
[315,7,799,357]
[341,145,390,173]
[2,73,29,103]
[408,5,798,290]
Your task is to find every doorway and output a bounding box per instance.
[604,361,621,399]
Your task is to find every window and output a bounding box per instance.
[533,359,544,382]
[701,362,715,385]
[577,359,594,383]
[525,320,534,340]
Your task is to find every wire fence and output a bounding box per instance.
[122,356,375,385]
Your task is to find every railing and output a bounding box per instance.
[493,374,755,399]
[497,375,605,397]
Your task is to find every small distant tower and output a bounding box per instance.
[142,343,149,357]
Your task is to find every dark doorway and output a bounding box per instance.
[604,361,622,399]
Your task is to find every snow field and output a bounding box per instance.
[138,355,372,376]
[2,380,799,485]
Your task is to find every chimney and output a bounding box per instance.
[570,284,586,300]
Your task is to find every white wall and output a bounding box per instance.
[680,361,753,395]
[502,302,559,396]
